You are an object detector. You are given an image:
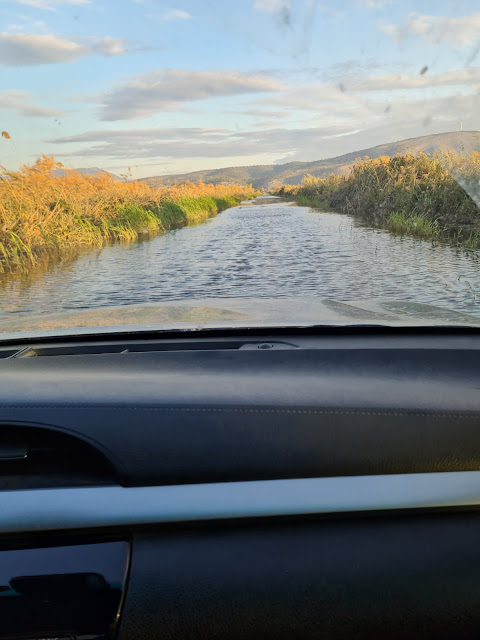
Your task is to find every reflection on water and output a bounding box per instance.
[0,201,479,319]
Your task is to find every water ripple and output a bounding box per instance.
[0,202,479,319]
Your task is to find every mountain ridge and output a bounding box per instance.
[53,167,124,181]
[140,131,480,190]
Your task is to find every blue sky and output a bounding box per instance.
[0,0,479,177]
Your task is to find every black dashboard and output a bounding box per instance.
[1,327,480,638]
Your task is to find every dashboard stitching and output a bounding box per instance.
[0,407,479,418]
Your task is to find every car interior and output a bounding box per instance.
[0,324,480,639]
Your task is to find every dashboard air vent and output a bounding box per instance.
[0,425,116,490]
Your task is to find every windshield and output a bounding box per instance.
[0,0,479,335]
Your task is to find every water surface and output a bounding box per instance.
[0,199,479,319]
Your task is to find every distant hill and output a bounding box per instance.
[141,131,480,190]
[54,167,124,181]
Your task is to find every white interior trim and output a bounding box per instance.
[1,471,479,534]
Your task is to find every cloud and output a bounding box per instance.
[0,90,66,117]
[236,109,290,119]
[254,0,290,12]
[232,71,480,153]
[49,128,229,145]
[47,124,356,160]
[356,0,390,7]
[154,9,192,21]
[99,70,287,120]
[0,33,125,66]
[337,67,480,92]
[258,63,480,124]
[12,0,90,10]
[261,83,359,111]
[381,12,480,48]
[45,87,480,170]
[6,20,48,33]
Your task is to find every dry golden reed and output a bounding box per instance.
[0,154,257,273]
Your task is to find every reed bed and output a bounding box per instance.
[274,151,480,248]
[0,154,257,273]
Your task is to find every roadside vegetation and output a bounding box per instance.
[0,154,257,273]
[274,151,480,248]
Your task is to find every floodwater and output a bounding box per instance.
[0,197,479,319]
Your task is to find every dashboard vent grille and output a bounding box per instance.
[6,340,247,357]
[0,340,294,358]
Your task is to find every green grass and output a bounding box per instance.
[386,210,444,239]
[148,196,241,230]
[296,194,328,209]
[88,195,245,245]
[452,229,480,250]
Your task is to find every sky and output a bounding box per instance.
[0,0,479,178]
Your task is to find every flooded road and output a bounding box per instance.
[0,197,479,319]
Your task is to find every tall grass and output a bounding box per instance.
[0,155,257,273]
[274,151,480,246]
[387,210,444,239]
